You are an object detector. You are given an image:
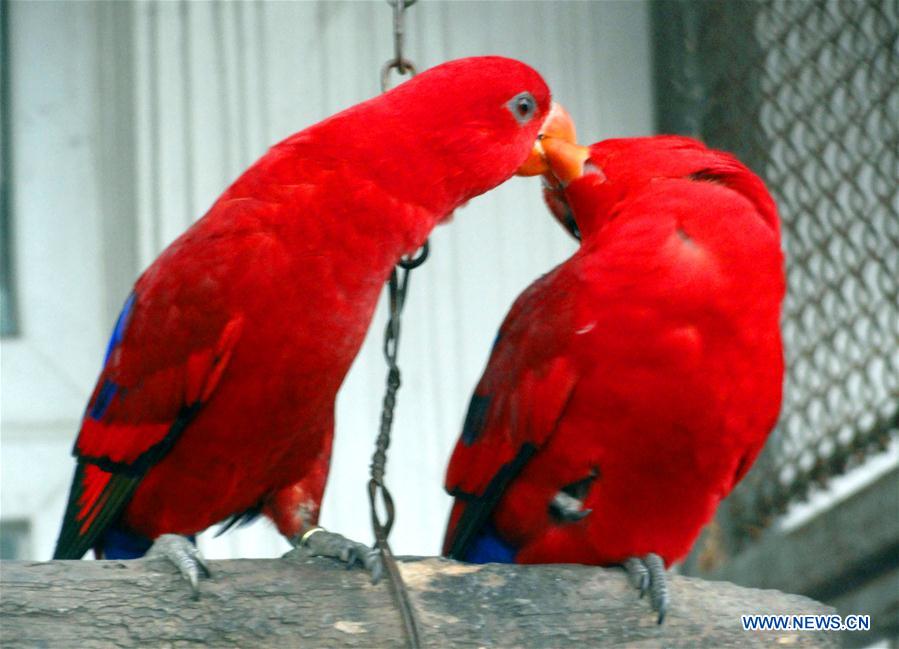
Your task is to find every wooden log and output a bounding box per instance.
[1,553,840,648]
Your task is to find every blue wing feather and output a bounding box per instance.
[88,379,118,421]
[103,292,137,364]
[465,526,517,563]
[86,292,136,423]
[461,394,491,446]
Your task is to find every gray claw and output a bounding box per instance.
[623,553,669,624]
[291,527,384,584]
[146,534,211,599]
[644,553,669,624]
[623,556,650,595]
[362,547,385,584]
[550,491,592,522]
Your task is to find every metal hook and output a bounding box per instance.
[399,240,429,270]
[381,59,418,92]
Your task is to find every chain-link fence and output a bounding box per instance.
[654,0,898,549]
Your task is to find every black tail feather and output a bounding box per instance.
[52,462,140,560]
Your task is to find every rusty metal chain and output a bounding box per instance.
[368,1,424,647]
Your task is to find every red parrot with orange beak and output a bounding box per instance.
[53,56,571,595]
[444,134,785,622]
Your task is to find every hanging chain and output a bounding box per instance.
[369,1,424,648]
[381,0,418,91]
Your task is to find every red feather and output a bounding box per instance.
[444,136,785,566]
[54,56,552,559]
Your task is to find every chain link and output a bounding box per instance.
[381,0,418,92]
[368,1,424,647]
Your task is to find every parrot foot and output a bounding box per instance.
[145,534,211,600]
[289,527,384,584]
[549,469,597,523]
[549,491,592,522]
[623,553,669,624]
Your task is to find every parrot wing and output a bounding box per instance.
[53,253,245,560]
[443,266,580,559]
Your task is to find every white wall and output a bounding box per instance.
[0,0,654,560]
[1,0,123,561]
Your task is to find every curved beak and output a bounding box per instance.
[516,102,577,176]
[541,139,594,241]
[541,138,592,186]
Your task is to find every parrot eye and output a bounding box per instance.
[507,92,538,125]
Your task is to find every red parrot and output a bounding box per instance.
[443,135,785,622]
[52,56,565,591]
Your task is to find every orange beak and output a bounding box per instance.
[541,138,591,186]
[516,102,578,176]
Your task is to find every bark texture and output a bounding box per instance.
[1,553,840,648]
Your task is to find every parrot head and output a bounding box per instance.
[281,56,581,227]
[540,135,781,241]
[342,56,560,213]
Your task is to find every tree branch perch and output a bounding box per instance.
[1,554,840,647]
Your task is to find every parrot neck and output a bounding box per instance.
[280,118,474,223]
[565,181,620,243]
[218,142,446,291]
